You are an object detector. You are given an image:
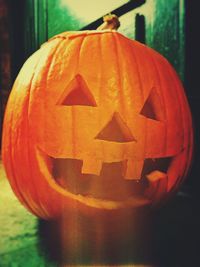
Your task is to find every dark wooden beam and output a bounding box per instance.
[81,0,146,30]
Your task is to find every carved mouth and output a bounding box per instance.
[36,148,176,208]
[50,155,171,200]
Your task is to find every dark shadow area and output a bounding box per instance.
[8,0,26,81]
[184,0,200,196]
[0,0,10,150]
[0,1,26,150]
[37,208,153,266]
[37,193,200,266]
[150,193,200,267]
[0,83,3,151]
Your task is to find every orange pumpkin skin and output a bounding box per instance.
[2,30,193,219]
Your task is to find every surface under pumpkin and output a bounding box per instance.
[2,28,193,219]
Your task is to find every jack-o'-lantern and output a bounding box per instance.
[2,15,193,219]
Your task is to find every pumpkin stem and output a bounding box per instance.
[97,14,120,31]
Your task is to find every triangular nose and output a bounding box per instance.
[95,112,136,142]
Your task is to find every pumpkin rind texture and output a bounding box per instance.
[2,30,193,219]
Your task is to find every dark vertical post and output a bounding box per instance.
[9,0,26,80]
[185,0,200,193]
[0,0,12,149]
[135,14,146,43]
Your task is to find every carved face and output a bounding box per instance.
[2,31,193,218]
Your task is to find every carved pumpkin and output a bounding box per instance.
[2,27,193,219]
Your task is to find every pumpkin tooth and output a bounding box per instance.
[81,158,102,175]
[146,170,167,182]
[123,159,144,180]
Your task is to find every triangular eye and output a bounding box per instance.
[57,74,97,106]
[140,88,164,121]
[95,112,136,142]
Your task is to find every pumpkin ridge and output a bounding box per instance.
[47,30,119,43]
[165,61,193,188]
[27,40,65,217]
[123,34,147,161]
[71,35,87,157]
[153,54,185,157]
[98,33,103,142]
[167,61,191,150]
[3,51,44,216]
[2,94,30,211]
[112,33,125,111]
[38,39,80,217]
[149,54,186,191]
[145,47,168,156]
[110,33,127,158]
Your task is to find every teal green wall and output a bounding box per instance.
[24,0,185,80]
[117,0,185,79]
